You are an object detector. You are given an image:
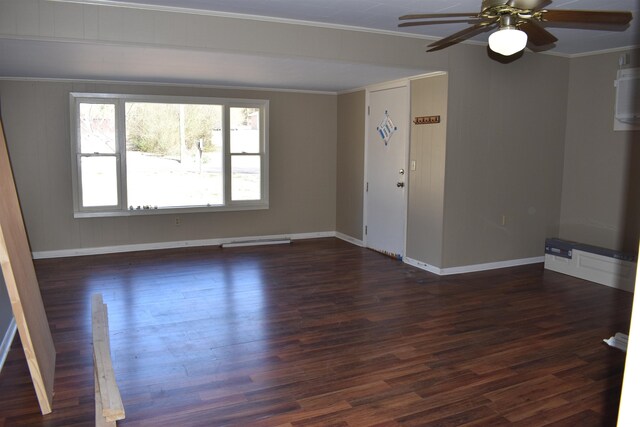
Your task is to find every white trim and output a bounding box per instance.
[404,256,545,276]
[338,86,372,96]
[335,232,364,247]
[440,256,545,275]
[363,89,370,246]
[0,318,17,374]
[339,71,447,96]
[0,76,338,96]
[404,257,443,275]
[31,231,335,259]
[31,231,546,275]
[409,72,448,81]
[69,92,269,217]
[366,79,410,93]
[402,83,411,260]
[221,238,290,248]
[568,45,640,59]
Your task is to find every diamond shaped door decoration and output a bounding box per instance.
[377,110,397,146]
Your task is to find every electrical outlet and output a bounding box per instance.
[174,217,181,226]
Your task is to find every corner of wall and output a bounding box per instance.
[441,52,570,268]
[558,49,640,252]
[336,90,365,241]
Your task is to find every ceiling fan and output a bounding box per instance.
[399,0,633,56]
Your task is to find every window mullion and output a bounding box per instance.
[224,105,231,206]
[261,104,268,204]
[76,153,84,209]
[72,100,82,212]
[117,99,127,211]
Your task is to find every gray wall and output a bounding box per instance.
[441,47,569,268]
[406,74,448,267]
[336,90,365,241]
[0,81,337,252]
[1,0,634,269]
[559,48,640,253]
[337,46,569,269]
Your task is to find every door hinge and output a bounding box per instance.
[365,225,368,235]
[367,106,370,116]
[366,182,368,192]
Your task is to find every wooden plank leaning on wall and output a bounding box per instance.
[92,294,125,425]
[0,116,56,414]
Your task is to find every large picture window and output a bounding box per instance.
[70,93,268,217]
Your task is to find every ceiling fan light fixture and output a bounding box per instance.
[488,26,528,56]
[402,2,632,55]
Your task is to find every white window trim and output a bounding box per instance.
[70,92,269,218]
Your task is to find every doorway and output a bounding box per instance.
[364,82,410,259]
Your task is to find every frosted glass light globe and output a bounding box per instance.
[488,27,528,56]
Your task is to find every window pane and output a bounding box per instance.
[79,103,116,153]
[232,155,261,201]
[230,107,260,153]
[125,102,223,208]
[81,156,118,207]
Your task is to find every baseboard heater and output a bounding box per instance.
[221,238,291,248]
[544,238,637,292]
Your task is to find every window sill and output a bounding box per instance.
[74,203,269,218]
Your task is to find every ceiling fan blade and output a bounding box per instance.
[399,19,486,28]
[541,10,632,25]
[427,21,497,52]
[400,13,479,20]
[518,20,557,45]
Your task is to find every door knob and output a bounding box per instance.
[397,182,405,188]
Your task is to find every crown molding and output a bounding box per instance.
[0,76,338,95]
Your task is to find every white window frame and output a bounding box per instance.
[70,93,269,218]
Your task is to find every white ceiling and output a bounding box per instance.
[54,0,639,54]
[1,0,638,92]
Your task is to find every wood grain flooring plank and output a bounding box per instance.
[0,238,632,425]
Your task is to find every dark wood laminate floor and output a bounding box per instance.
[0,238,633,426]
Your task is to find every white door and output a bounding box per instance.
[365,84,409,259]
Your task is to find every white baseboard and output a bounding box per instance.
[404,257,442,275]
[335,232,364,247]
[440,256,545,275]
[32,231,335,259]
[0,318,17,374]
[31,232,545,278]
[404,256,545,276]
[221,238,291,248]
